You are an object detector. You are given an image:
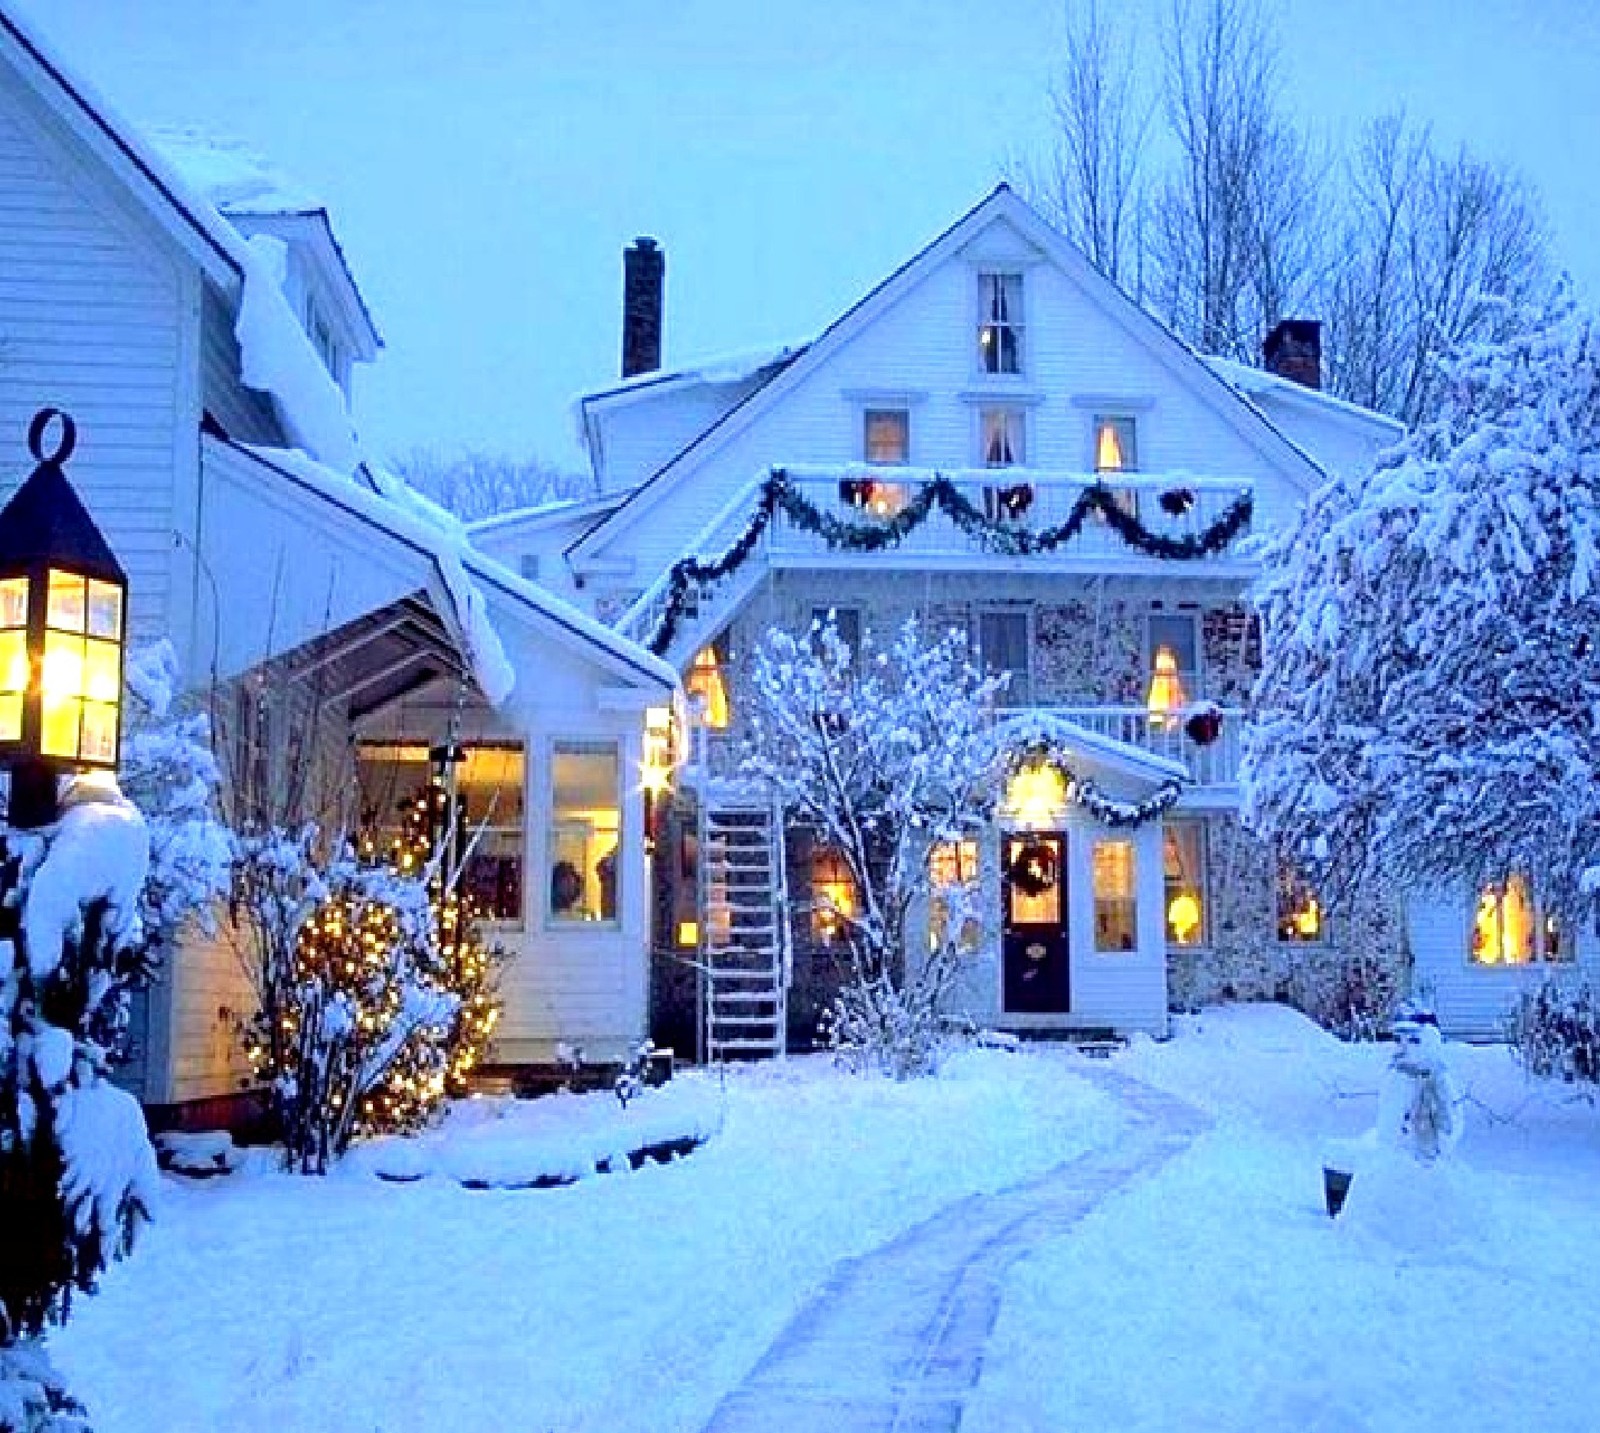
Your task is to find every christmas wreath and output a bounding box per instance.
[1007,839,1059,897]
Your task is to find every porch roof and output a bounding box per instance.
[996,709,1190,789]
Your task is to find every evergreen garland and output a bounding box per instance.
[999,740,1185,829]
[648,468,1253,654]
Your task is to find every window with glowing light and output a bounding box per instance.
[929,838,982,954]
[356,743,526,923]
[1470,875,1570,966]
[550,742,620,924]
[1094,839,1138,952]
[1146,613,1199,727]
[1163,821,1207,947]
[810,846,858,946]
[685,643,730,729]
[978,272,1024,374]
[1276,863,1324,944]
[1093,415,1138,474]
[863,408,910,464]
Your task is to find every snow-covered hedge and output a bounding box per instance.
[1507,979,1600,1096]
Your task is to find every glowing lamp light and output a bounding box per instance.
[676,919,699,949]
[1292,897,1322,940]
[1006,761,1067,830]
[1145,645,1187,729]
[1167,891,1202,945]
[0,411,128,825]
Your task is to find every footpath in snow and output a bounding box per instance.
[53,1048,1120,1433]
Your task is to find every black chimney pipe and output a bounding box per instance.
[622,237,664,379]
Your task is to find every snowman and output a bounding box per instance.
[1374,1001,1464,1163]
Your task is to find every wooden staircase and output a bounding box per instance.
[701,802,789,1061]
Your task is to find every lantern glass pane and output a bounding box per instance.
[0,629,28,696]
[80,702,118,765]
[46,571,86,632]
[84,638,119,703]
[0,693,20,742]
[42,630,85,702]
[41,692,81,759]
[87,580,123,640]
[0,577,27,629]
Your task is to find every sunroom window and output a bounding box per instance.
[1094,839,1138,952]
[549,742,620,924]
[1163,821,1207,947]
[978,273,1023,375]
[929,839,982,954]
[1471,875,1570,965]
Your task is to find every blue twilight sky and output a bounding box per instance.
[19,0,1600,472]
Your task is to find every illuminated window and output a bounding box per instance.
[979,609,1031,707]
[1276,863,1323,943]
[1163,822,1207,947]
[1471,875,1570,966]
[840,476,910,518]
[685,644,730,729]
[1094,839,1138,952]
[1093,416,1138,473]
[810,846,858,946]
[355,743,526,923]
[978,273,1023,374]
[929,838,982,953]
[863,409,910,465]
[1146,613,1198,727]
[550,742,620,924]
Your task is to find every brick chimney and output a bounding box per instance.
[1262,318,1321,390]
[621,237,664,379]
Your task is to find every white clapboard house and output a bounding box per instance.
[479,186,1599,1053]
[0,7,679,1127]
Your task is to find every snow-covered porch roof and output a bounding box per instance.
[996,709,1191,792]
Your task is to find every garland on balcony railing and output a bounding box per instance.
[646,468,1254,654]
[1000,739,1186,829]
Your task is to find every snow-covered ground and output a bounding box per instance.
[965,1005,1600,1433]
[52,1049,1120,1433]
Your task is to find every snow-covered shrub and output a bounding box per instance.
[1506,979,1600,1096]
[1,778,157,1427]
[233,831,460,1172]
[119,641,231,967]
[742,618,1003,1079]
[1282,947,1401,1042]
[1244,288,1600,928]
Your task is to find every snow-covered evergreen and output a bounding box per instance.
[1243,289,1600,921]
[1,778,157,1431]
[741,618,1004,1077]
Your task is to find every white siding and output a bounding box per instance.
[1248,391,1401,483]
[1409,892,1600,1042]
[0,73,189,645]
[200,279,280,445]
[581,214,1314,591]
[590,373,774,493]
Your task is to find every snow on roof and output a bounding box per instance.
[467,491,625,538]
[578,340,811,408]
[1202,356,1405,435]
[234,443,674,700]
[998,709,1191,785]
[152,129,322,216]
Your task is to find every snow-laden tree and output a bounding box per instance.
[742,618,1004,1078]
[1243,289,1600,925]
[1,777,157,1431]
[119,641,231,970]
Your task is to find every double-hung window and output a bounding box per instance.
[1146,613,1200,727]
[549,741,620,924]
[978,608,1031,707]
[978,273,1024,375]
[1471,875,1571,965]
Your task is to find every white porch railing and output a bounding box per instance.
[1044,704,1245,788]
[615,465,1256,657]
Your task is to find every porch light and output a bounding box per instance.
[1006,761,1066,829]
[1145,646,1187,728]
[0,411,128,827]
[1166,890,1202,945]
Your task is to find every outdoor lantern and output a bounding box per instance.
[0,410,127,824]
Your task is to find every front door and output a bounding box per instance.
[1001,833,1070,1013]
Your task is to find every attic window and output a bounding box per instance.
[978,273,1023,375]
[1094,416,1137,473]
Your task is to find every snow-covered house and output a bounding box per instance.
[490,186,1595,1053]
[0,6,675,1126]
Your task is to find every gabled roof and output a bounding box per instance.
[1202,356,1405,437]
[0,4,246,288]
[569,184,1331,562]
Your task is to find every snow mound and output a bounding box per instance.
[152,129,321,215]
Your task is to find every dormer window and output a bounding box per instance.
[978,273,1023,375]
[863,409,909,465]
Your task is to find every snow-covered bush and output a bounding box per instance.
[742,618,1003,1079]
[233,831,460,1172]
[1,777,157,1428]
[118,641,231,968]
[1282,947,1401,1042]
[1244,288,1600,927]
[1506,979,1600,1097]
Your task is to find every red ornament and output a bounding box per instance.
[1184,707,1223,746]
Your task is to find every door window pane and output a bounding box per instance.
[1006,836,1061,925]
